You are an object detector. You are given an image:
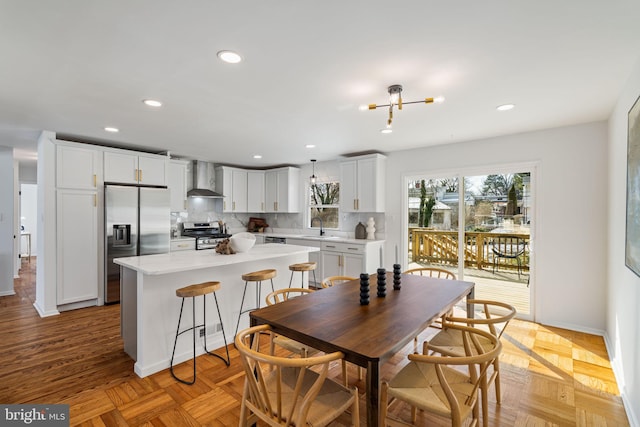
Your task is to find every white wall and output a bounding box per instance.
[607,58,640,426]
[0,146,15,295]
[385,122,608,332]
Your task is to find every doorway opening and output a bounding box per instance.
[405,168,533,318]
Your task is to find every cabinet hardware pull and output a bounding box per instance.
[134,169,138,181]
[93,174,97,187]
[233,201,236,211]
[139,169,143,182]
[93,194,97,207]
[356,199,359,210]
[353,199,357,210]
[224,201,227,210]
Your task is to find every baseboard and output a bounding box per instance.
[604,332,639,427]
[537,319,605,337]
[32,301,60,317]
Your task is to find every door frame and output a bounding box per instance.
[401,161,538,322]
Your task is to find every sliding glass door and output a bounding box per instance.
[406,167,533,318]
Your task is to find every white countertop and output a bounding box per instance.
[114,243,319,275]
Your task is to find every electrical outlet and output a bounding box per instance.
[199,328,205,337]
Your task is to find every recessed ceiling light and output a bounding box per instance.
[104,127,119,133]
[380,128,393,134]
[217,50,242,64]
[143,99,162,107]
[497,104,515,111]
[305,144,316,149]
[253,154,262,159]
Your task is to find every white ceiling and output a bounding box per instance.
[2,1,640,168]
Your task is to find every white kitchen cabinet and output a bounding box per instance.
[168,159,188,212]
[265,167,300,213]
[215,166,248,212]
[56,143,102,190]
[170,238,195,252]
[321,241,365,279]
[104,150,167,186]
[320,240,385,279]
[287,238,321,287]
[247,170,265,213]
[340,153,386,212]
[56,189,99,305]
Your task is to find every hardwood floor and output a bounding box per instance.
[1,259,629,426]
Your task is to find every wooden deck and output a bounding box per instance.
[407,261,531,316]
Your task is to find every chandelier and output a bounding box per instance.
[364,84,444,133]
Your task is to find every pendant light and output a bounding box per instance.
[310,159,317,184]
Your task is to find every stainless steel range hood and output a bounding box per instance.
[187,161,225,198]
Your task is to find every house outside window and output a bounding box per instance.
[309,181,340,229]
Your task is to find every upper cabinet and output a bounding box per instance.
[265,167,300,213]
[104,151,167,186]
[215,166,248,213]
[56,143,102,190]
[340,153,386,213]
[247,170,266,213]
[168,159,189,212]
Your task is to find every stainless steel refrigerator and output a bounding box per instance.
[105,185,170,303]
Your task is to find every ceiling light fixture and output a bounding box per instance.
[365,84,444,129]
[217,50,242,64]
[310,159,317,185]
[143,99,162,107]
[253,154,262,159]
[104,127,119,133]
[305,144,316,149]
[497,104,515,111]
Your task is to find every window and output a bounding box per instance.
[309,181,340,229]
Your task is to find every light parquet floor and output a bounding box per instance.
[0,259,629,426]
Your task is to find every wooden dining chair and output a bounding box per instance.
[381,324,501,427]
[320,275,357,288]
[403,267,457,341]
[319,276,362,386]
[424,300,516,427]
[235,324,360,427]
[265,288,318,358]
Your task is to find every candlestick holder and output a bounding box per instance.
[377,268,386,297]
[393,264,402,290]
[359,273,370,305]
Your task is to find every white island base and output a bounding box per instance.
[115,243,319,378]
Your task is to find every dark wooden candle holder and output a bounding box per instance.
[359,273,370,305]
[377,268,386,297]
[393,264,402,290]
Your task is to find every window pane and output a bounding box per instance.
[310,207,339,229]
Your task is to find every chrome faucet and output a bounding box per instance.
[311,216,324,236]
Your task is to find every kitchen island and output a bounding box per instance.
[114,243,319,377]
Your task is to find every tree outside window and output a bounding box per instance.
[309,181,340,229]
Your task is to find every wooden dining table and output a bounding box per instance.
[249,271,475,427]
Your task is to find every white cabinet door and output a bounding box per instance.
[168,160,188,212]
[340,160,358,212]
[247,170,265,213]
[265,170,278,212]
[321,251,342,279]
[355,156,378,212]
[104,151,139,184]
[56,144,102,190]
[138,154,167,186]
[232,169,248,212]
[343,252,365,278]
[56,189,98,305]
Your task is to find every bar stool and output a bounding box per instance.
[288,262,317,289]
[170,281,230,385]
[234,269,277,337]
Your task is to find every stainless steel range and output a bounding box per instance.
[181,222,231,250]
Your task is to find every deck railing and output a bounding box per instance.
[410,228,530,272]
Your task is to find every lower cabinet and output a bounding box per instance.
[321,242,365,279]
[170,238,195,252]
[56,189,99,306]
